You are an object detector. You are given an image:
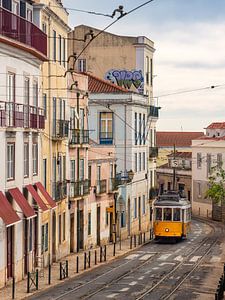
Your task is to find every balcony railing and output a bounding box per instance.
[70,179,90,198]
[0,101,45,129]
[108,178,119,192]
[70,129,89,145]
[96,179,107,194]
[52,181,67,201]
[149,146,158,158]
[52,120,69,139]
[0,7,47,56]
[148,106,159,118]
[99,132,113,145]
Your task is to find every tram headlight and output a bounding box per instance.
[165,228,169,232]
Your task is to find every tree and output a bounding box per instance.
[205,166,225,204]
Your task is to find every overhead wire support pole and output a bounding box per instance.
[172,144,176,191]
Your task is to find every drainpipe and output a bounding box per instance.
[76,92,80,251]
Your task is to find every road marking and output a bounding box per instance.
[175,248,181,253]
[174,255,183,262]
[152,267,159,270]
[107,293,119,298]
[190,256,202,262]
[183,263,194,266]
[120,287,130,292]
[145,270,152,274]
[159,262,175,266]
[210,256,221,263]
[158,253,172,261]
[129,281,137,286]
[138,276,144,280]
[139,254,154,261]
[125,254,140,260]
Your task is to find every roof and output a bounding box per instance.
[85,73,129,94]
[206,122,225,129]
[167,152,192,159]
[194,135,225,141]
[157,131,204,147]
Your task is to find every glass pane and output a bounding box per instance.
[164,208,172,221]
[155,208,162,220]
[173,208,180,221]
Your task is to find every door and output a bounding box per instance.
[79,210,84,250]
[53,98,56,136]
[97,206,101,246]
[127,198,131,236]
[70,214,74,253]
[24,220,28,274]
[109,212,113,242]
[7,73,15,127]
[52,212,56,260]
[138,197,141,231]
[24,77,30,127]
[7,226,13,278]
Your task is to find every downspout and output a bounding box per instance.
[76,92,80,251]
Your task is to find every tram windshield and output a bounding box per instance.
[155,208,162,220]
[173,208,181,221]
[163,208,172,221]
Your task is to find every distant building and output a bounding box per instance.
[157,152,192,201]
[68,25,155,102]
[156,131,204,166]
[192,122,225,220]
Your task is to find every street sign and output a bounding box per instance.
[171,159,179,168]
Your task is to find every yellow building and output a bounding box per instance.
[35,0,71,263]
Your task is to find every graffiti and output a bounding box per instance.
[105,69,144,93]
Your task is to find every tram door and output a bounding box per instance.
[182,209,185,235]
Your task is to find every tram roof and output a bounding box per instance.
[154,191,190,207]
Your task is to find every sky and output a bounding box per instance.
[63,0,225,132]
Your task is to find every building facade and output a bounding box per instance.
[192,122,225,219]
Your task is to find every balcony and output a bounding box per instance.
[148,106,159,118]
[70,179,90,199]
[96,179,107,194]
[0,101,45,129]
[149,147,158,159]
[70,129,89,146]
[108,178,119,193]
[99,132,113,145]
[52,120,69,140]
[0,7,47,57]
[52,181,67,201]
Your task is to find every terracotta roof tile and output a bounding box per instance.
[167,151,192,158]
[157,131,204,147]
[206,122,225,129]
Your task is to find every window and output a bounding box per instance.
[63,155,66,181]
[139,152,142,172]
[7,143,15,180]
[134,198,137,218]
[168,182,171,191]
[106,211,109,226]
[24,143,29,177]
[173,208,180,221]
[41,223,48,253]
[43,159,47,189]
[134,153,137,172]
[32,143,38,175]
[43,93,47,118]
[88,212,91,235]
[59,34,62,64]
[63,38,66,67]
[63,212,66,241]
[78,59,86,72]
[79,108,84,130]
[53,30,56,61]
[207,153,211,176]
[217,153,222,168]
[139,113,142,145]
[164,208,172,221]
[150,58,153,86]
[143,152,146,171]
[134,112,138,145]
[99,112,113,144]
[155,208,162,220]
[88,165,91,185]
[79,159,84,180]
[197,182,201,197]
[59,99,65,120]
[143,114,146,144]
[97,165,101,182]
[146,56,149,85]
[42,23,47,34]
[150,129,153,147]
[197,153,202,169]
[142,195,146,214]
[33,81,38,107]
[59,214,62,244]
[27,9,32,22]
[121,212,126,227]
[7,72,15,102]
[70,160,75,181]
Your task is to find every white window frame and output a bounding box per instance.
[7,143,15,180]
[32,143,38,175]
[24,142,29,177]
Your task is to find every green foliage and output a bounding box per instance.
[205,166,225,204]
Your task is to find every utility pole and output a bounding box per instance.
[172,144,176,191]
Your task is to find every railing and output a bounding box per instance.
[99,132,113,145]
[70,129,89,145]
[52,120,69,139]
[0,101,45,129]
[108,178,119,192]
[0,7,47,56]
[149,146,158,158]
[70,180,90,198]
[148,106,159,118]
[96,179,107,194]
[52,181,67,201]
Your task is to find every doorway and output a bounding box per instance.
[77,210,84,251]
[138,197,141,231]
[7,226,14,278]
[70,214,74,253]
[127,198,131,236]
[97,206,101,246]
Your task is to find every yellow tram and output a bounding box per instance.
[153,191,191,241]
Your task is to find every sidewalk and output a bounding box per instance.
[0,231,152,300]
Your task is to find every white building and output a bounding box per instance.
[192,122,225,219]
[87,74,158,238]
[0,0,54,287]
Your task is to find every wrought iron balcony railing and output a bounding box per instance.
[52,181,67,201]
[52,120,69,139]
[108,178,119,192]
[149,146,158,158]
[0,101,45,129]
[70,179,90,198]
[96,179,107,194]
[99,132,113,145]
[70,129,89,145]
[0,7,47,56]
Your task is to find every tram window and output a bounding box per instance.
[173,208,180,221]
[155,208,162,220]
[164,208,172,221]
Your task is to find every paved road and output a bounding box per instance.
[29,219,224,300]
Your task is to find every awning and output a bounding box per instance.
[0,191,21,227]
[34,182,56,209]
[25,185,48,212]
[8,188,36,219]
